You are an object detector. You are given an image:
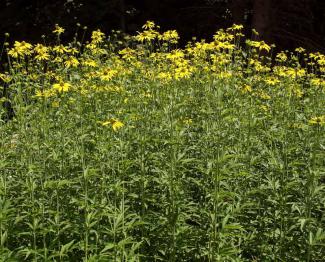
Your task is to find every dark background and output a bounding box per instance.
[0,0,324,52]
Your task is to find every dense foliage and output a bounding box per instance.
[0,22,324,261]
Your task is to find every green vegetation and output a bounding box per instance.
[0,22,324,261]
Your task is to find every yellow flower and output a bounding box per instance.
[0,73,12,83]
[7,47,21,58]
[211,53,231,66]
[246,40,271,52]
[53,45,69,54]
[98,68,117,81]
[293,88,304,98]
[119,48,136,61]
[85,43,97,50]
[231,24,244,30]
[174,66,192,80]
[316,55,325,66]
[34,44,50,61]
[135,30,158,42]
[159,30,179,44]
[111,119,124,131]
[101,118,124,131]
[34,90,44,98]
[216,41,235,50]
[183,118,193,125]
[308,116,325,126]
[53,82,71,92]
[157,72,173,82]
[278,66,294,77]
[91,29,105,44]
[213,30,234,42]
[33,88,55,99]
[264,77,280,86]
[256,90,271,100]
[260,105,269,112]
[67,47,79,55]
[35,52,50,61]
[64,56,79,68]
[241,84,252,93]
[53,24,65,35]
[276,52,287,62]
[43,89,56,98]
[296,69,306,77]
[295,47,305,53]
[52,101,60,108]
[249,59,270,72]
[310,78,325,87]
[82,59,97,67]
[16,41,33,52]
[216,71,233,79]
[142,21,156,30]
[166,49,185,60]
[259,41,271,52]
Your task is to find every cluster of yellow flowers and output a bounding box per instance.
[8,41,33,58]
[2,22,325,131]
[135,21,180,45]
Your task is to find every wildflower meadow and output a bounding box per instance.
[0,22,324,261]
